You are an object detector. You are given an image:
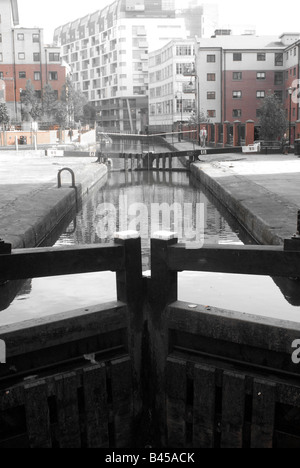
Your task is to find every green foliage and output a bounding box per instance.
[259,93,287,141]
[0,103,9,127]
[42,83,57,120]
[188,109,210,125]
[21,80,42,121]
[60,76,87,124]
[54,102,68,129]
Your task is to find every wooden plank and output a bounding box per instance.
[168,244,300,278]
[193,364,216,448]
[221,371,245,448]
[0,244,124,281]
[251,379,276,448]
[111,357,133,448]
[83,364,109,448]
[0,302,127,360]
[24,380,52,448]
[55,372,81,448]
[166,357,187,448]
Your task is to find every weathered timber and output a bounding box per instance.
[167,244,300,277]
[221,372,245,448]
[24,380,52,448]
[115,235,144,421]
[111,357,134,448]
[193,364,216,448]
[0,244,124,281]
[166,357,187,448]
[148,236,179,446]
[0,302,128,379]
[251,379,276,448]
[55,372,82,448]
[167,302,300,376]
[83,364,109,448]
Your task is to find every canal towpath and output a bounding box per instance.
[166,136,300,245]
[0,150,107,249]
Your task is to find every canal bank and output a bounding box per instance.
[0,150,107,249]
[164,136,300,245]
[191,153,300,245]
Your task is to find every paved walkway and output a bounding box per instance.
[166,138,300,244]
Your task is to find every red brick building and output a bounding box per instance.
[0,0,67,121]
[195,32,300,137]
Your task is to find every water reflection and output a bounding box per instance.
[1,162,300,325]
[56,171,242,272]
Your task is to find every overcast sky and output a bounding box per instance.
[18,0,300,43]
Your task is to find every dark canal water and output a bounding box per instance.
[1,139,300,325]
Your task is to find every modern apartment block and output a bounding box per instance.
[53,0,188,133]
[195,32,300,126]
[148,39,196,133]
[0,0,67,121]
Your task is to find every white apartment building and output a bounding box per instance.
[54,0,187,133]
[148,39,196,133]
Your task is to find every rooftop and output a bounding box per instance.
[196,34,287,50]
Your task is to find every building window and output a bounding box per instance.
[34,72,41,81]
[294,67,297,76]
[257,53,266,61]
[207,91,216,100]
[176,63,186,74]
[233,91,242,99]
[233,72,242,80]
[275,53,283,66]
[0,72,3,79]
[274,72,283,85]
[49,53,60,62]
[33,53,40,62]
[207,73,216,81]
[256,90,265,98]
[257,72,266,80]
[207,54,216,63]
[0,34,2,43]
[233,53,242,61]
[0,54,3,62]
[49,72,58,81]
[294,47,297,56]
[176,46,192,56]
[274,90,283,102]
[19,71,26,79]
[32,34,40,43]
[17,33,24,41]
[233,109,242,118]
[207,110,216,118]
[18,53,25,60]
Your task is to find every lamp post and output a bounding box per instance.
[288,87,293,149]
[19,88,23,122]
[175,92,183,142]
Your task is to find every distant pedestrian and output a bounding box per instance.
[68,128,74,142]
[199,128,207,148]
[281,133,289,155]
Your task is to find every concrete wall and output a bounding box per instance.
[0,130,57,146]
